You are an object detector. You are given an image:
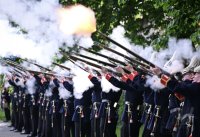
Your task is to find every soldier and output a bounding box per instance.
[49,77,62,137]
[152,56,200,137]
[104,66,143,137]
[98,68,122,137]
[37,75,49,137]
[60,76,75,137]
[165,94,182,137]
[88,70,102,137]
[43,83,52,137]
[166,57,199,137]
[141,90,154,137]
[27,74,41,137]
[1,87,11,122]
[16,78,25,133]
[8,75,20,132]
[147,89,171,137]
[72,86,93,137]
[21,77,31,135]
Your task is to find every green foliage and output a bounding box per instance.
[59,0,200,50]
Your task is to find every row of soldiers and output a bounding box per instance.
[1,55,200,137]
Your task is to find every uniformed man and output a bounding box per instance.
[60,76,75,137]
[21,77,31,135]
[49,77,62,137]
[8,75,20,132]
[72,85,93,137]
[27,74,41,137]
[152,56,200,137]
[16,77,25,133]
[98,68,122,137]
[37,75,49,137]
[141,90,154,137]
[147,89,171,137]
[103,66,143,137]
[88,70,102,137]
[1,87,11,122]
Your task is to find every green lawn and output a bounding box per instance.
[0,109,5,121]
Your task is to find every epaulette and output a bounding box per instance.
[88,74,93,80]
[160,74,171,86]
[121,74,129,82]
[105,73,112,81]
[128,71,138,81]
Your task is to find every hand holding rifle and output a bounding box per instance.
[151,67,162,76]
[115,66,125,75]
[101,67,108,75]
[124,64,134,72]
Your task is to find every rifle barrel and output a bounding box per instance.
[97,31,171,76]
[69,56,120,76]
[52,62,71,71]
[71,53,116,68]
[20,58,52,72]
[79,46,127,66]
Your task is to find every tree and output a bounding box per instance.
[59,0,200,50]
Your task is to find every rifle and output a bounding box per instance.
[19,58,52,72]
[97,31,171,76]
[79,45,154,76]
[52,62,71,71]
[69,55,121,77]
[60,50,120,76]
[71,53,131,74]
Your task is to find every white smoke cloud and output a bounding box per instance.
[145,75,165,91]
[15,77,25,88]
[45,88,53,97]
[72,66,93,99]
[101,76,120,92]
[21,62,41,71]
[0,0,93,66]
[58,83,72,99]
[0,66,11,76]
[25,75,36,94]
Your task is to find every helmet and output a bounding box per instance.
[181,55,200,74]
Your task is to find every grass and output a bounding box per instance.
[0,109,5,121]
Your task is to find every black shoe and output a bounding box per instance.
[3,120,9,122]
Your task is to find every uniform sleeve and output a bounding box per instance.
[8,80,16,87]
[88,75,101,87]
[161,75,200,98]
[105,74,135,90]
[63,81,73,92]
[34,74,42,85]
[167,80,199,98]
[90,76,102,92]
[53,78,60,88]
